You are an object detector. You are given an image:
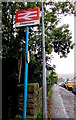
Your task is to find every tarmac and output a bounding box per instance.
[51,84,69,119]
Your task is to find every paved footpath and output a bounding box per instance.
[51,84,75,119]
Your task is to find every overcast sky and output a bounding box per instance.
[51,14,74,75]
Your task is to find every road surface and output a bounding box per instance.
[51,84,75,119]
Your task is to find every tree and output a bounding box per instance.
[28,1,74,84]
[47,70,58,84]
[2,2,74,85]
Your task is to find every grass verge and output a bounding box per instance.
[37,84,54,120]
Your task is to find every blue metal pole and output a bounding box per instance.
[23,26,29,119]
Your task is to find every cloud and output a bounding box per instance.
[51,14,74,74]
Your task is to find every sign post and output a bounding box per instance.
[16,7,40,119]
[23,26,29,119]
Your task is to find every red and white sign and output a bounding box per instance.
[16,7,40,27]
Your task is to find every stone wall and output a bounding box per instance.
[17,83,42,119]
[8,82,52,119]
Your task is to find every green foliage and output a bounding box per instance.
[27,2,36,8]
[2,2,26,59]
[47,84,53,101]
[47,70,58,84]
[37,108,42,120]
[44,2,74,57]
[37,84,53,119]
[2,2,74,84]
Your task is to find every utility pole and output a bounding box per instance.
[74,2,76,120]
[7,0,8,6]
[74,2,76,85]
[42,1,47,119]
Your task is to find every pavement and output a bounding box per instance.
[51,84,75,119]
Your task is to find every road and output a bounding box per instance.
[51,84,75,119]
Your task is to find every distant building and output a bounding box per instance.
[58,77,65,82]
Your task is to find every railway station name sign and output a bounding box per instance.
[16,7,40,27]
